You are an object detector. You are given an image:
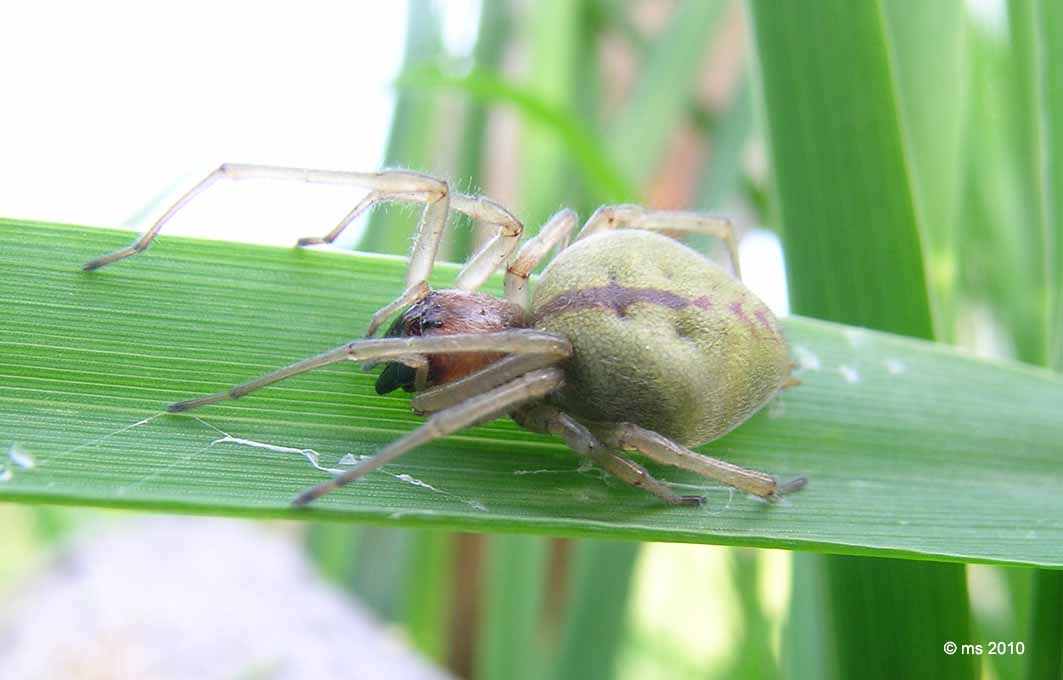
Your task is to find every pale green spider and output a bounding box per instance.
[84,164,804,507]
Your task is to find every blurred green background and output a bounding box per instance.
[2,0,1059,678]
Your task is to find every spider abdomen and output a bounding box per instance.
[531,230,790,447]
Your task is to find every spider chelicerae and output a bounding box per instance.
[84,164,805,507]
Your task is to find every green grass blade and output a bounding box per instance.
[823,558,976,678]
[958,22,1045,364]
[1018,1,1063,674]
[517,0,587,230]
[1007,0,1050,359]
[305,521,363,589]
[607,0,729,187]
[398,66,636,204]
[748,0,933,337]
[400,529,455,662]
[477,534,549,680]
[549,541,639,680]
[748,1,976,677]
[882,0,969,340]
[716,549,779,679]
[448,0,512,259]
[696,75,754,213]
[781,554,838,680]
[973,565,1032,680]
[359,0,445,255]
[1037,0,1063,372]
[2,221,1063,567]
[349,526,414,619]
[1026,569,1062,680]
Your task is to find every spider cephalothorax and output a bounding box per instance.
[376,290,528,394]
[83,165,804,507]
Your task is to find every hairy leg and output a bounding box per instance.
[513,404,703,506]
[503,208,580,310]
[82,164,526,335]
[292,368,565,506]
[598,422,806,499]
[577,204,741,279]
[168,329,571,412]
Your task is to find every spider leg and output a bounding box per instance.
[448,194,524,290]
[599,423,806,499]
[577,205,742,279]
[82,163,526,335]
[513,404,703,506]
[411,352,565,415]
[83,165,440,271]
[503,209,580,310]
[292,367,565,506]
[167,330,571,412]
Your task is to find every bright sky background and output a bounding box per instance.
[0,1,414,245]
[0,0,788,313]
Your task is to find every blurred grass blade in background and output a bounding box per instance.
[1008,0,1053,367]
[398,65,635,205]
[781,553,838,680]
[748,0,932,334]
[1008,0,1062,370]
[696,75,754,213]
[518,0,586,230]
[477,534,548,680]
[400,529,456,662]
[958,15,1045,365]
[717,549,780,679]
[1009,1,1063,676]
[359,0,446,256]
[882,0,969,342]
[749,0,976,678]
[607,0,728,188]
[548,541,639,680]
[1044,0,1063,373]
[449,0,512,259]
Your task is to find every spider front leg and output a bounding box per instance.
[577,205,742,279]
[167,329,571,412]
[513,404,704,506]
[83,164,442,271]
[82,163,526,336]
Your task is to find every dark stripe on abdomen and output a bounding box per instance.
[536,282,713,318]
[536,282,779,336]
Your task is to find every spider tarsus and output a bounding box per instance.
[295,236,324,246]
[678,494,706,507]
[777,476,807,496]
[765,476,803,501]
[290,487,324,507]
[82,252,123,271]
[166,395,217,413]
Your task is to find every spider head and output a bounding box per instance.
[375,289,528,394]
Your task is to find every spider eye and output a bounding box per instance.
[420,318,444,331]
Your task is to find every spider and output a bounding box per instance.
[83,164,805,507]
